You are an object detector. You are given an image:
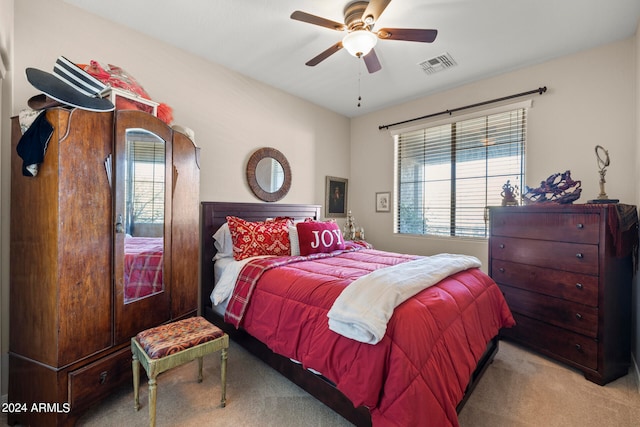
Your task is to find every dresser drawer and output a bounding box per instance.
[491,211,600,243]
[68,347,133,412]
[491,236,598,275]
[491,260,598,306]
[500,285,598,337]
[501,313,598,370]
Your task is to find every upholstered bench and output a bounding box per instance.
[131,316,229,426]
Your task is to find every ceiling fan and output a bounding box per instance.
[291,0,438,73]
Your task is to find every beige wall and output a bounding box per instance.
[0,0,351,395]
[0,0,13,401]
[350,35,639,377]
[10,0,351,204]
[350,38,638,264]
[634,19,640,386]
[1,0,639,396]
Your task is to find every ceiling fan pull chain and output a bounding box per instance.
[357,60,362,108]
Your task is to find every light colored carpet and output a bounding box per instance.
[3,340,640,426]
[458,341,640,427]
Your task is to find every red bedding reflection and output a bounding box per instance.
[124,236,163,300]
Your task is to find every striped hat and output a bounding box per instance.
[26,56,114,112]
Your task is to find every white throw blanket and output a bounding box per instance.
[327,253,482,344]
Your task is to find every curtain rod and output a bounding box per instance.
[378,86,547,130]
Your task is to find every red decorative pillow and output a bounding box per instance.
[296,220,345,256]
[226,216,291,260]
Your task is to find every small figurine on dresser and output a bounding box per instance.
[522,170,582,205]
[500,180,519,206]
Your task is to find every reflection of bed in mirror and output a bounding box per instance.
[121,126,166,303]
[124,236,163,301]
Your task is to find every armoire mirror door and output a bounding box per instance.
[114,110,172,343]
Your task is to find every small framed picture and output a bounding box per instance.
[376,192,391,212]
[325,176,348,218]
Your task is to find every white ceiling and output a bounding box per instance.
[63,0,640,118]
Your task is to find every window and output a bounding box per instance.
[125,133,165,227]
[395,104,526,238]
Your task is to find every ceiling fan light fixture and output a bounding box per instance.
[342,30,377,57]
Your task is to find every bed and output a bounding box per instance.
[200,201,514,426]
[124,236,163,300]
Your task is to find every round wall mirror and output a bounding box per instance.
[246,147,291,202]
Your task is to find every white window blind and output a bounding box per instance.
[126,135,165,225]
[395,106,526,238]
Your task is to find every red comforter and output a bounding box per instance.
[225,247,514,426]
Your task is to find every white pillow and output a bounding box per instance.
[288,223,300,256]
[211,255,269,305]
[212,223,233,260]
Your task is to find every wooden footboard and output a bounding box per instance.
[200,201,498,426]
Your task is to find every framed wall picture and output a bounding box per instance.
[376,192,391,212]
[325,176,348,218]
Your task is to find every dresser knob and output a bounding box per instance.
[499,243,505,249]
[499,267,505,273]
[576,253,584,259]
[575,313,583,320]
[575,344,583,352]
[575,283,583,290]
[576,223,584,229]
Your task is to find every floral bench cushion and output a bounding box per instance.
[136,316,226,359]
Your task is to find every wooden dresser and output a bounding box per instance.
[489,204,638,385]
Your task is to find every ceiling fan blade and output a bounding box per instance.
[377,28,438,43]
[290,11,345,31]
[305,42,344,66]
[363,49,382,73]
[362,0,392,25]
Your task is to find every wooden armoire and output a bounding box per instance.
[9,108,200,426]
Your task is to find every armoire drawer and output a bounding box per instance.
[68,347,133,412]
[490,211,600,244]
[491,259,598,306]
[491,236,598,275]
[500,285,598,337]
[501,313,598,370]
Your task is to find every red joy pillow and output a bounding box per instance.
[226,216,291,260]
[296,220,345,256]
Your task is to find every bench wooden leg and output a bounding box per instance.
[132,353,140,411]
[148,376,157,427]
[197,356,204,383]
[220,347,228,408]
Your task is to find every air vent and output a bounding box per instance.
[418,53,457,75]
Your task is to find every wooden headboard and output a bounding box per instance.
[199,202,321,316]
